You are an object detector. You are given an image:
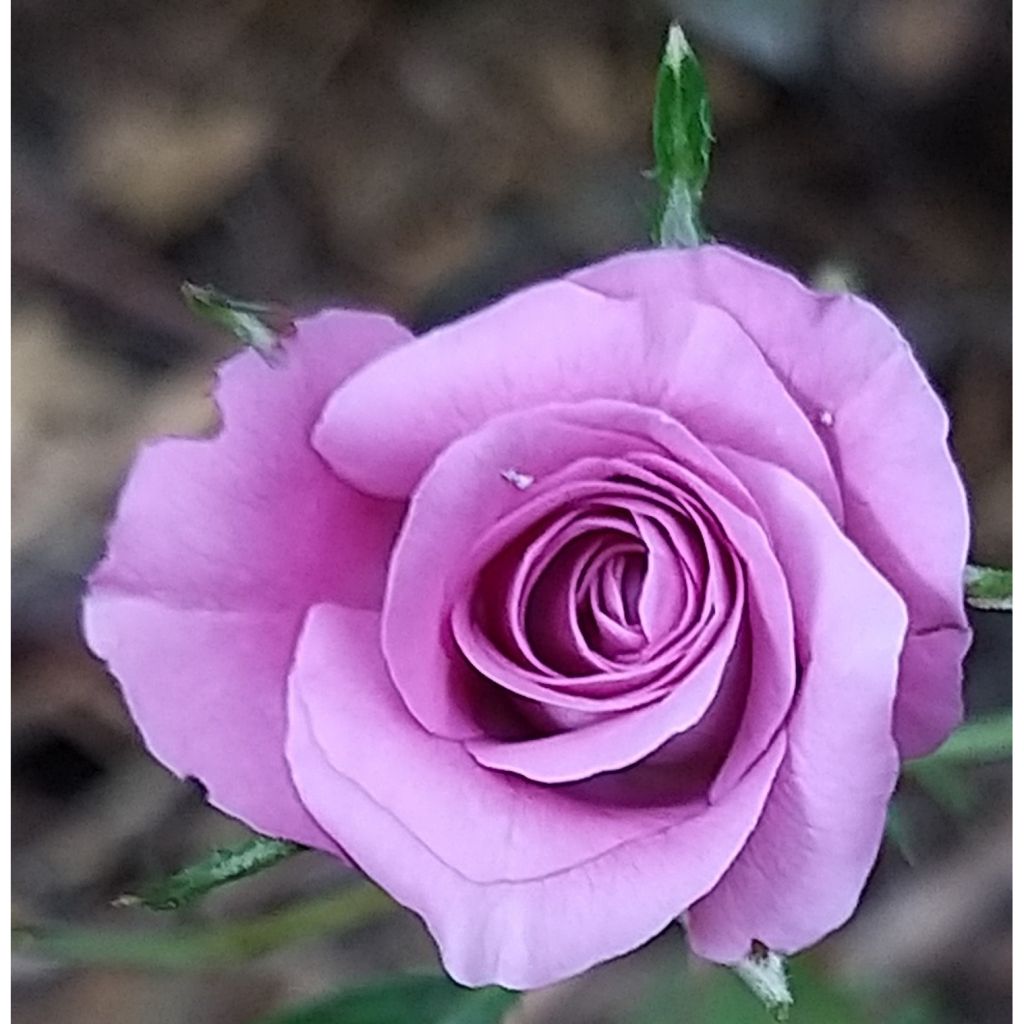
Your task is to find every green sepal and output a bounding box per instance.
[182,282,294,365]
[254,975,519,1024]
[732,942,793,1021]
[16,884,393,969]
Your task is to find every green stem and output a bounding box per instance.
[16,884,394,971]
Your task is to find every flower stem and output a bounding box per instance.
[16,884,394,970]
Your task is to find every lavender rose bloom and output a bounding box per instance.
[83,246,970,989]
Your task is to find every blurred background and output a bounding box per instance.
[12,0,1011,1022]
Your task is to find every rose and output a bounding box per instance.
[83,245,970,989]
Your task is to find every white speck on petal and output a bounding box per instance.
[501,468,535,490]
[818,410,835,427]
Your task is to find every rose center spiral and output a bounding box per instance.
[449,460,733,728]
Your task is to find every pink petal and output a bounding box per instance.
[83,309,410,843]
[380,400,796,786]
[89,310,409,612]
[462,606,740,783]
[83,596,335,849]
[314,275,840,519]
[685,451,907,961]
[285,604,785,989]
[571,247,970,757]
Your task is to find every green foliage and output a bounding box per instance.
[115,835,305,911]
[964,564,1012,611]
[889,712,1011,855]
[254,975,519,1024]
[16,885,393,970]
[911,713,1012,768]
[651,24,714,247]
[905,758,978,817]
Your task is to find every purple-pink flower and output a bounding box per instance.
[83,246,971,989]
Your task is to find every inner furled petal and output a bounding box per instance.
[451,474,736,714]
[464,466,793,784]
[633,515,688,644]
[593,556,626,624]
[552,502,735,705]
[452,495,749,761]
[466,561,748,782]
[381,398,794,759]
[605,452,798,795]
[578,627,752,808]
[524,535,644,676]
[589,467,748,675]
[474,511,647,683]
[617,552,646,627]
[582,600,647,660]
[574,488,724,679]
[572,543,648,661]
[508,510,641,676]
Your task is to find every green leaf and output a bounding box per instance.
[652,23,714,247]
[896,714,1011,829]
[254,975,519,1024]
[15,884,394,970]
[181,282,294,364]
[964,564,1012,611]
[115,835,305,911]
[904,758,978,817]
[908,712,1012,767]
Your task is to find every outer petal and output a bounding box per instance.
[314,276,840,519]
[570,247,970,757]
[285,604,785,989]
[83,598,331,847]
[89,310,409,611]
[684,451,907,961]
[83,309,410,846]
